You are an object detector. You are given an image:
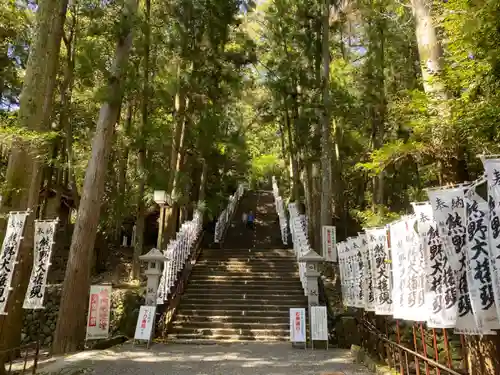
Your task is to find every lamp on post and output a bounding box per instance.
[154,190,172,250]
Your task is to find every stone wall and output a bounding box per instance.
[21,285,144,347]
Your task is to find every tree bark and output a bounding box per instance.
[283,97,301,203]
[52,0,139,354]
[164,98,188,245]
[320,0,333,248]
[133,0,151,279]
[114,101,133,245]
[0,0,68,369]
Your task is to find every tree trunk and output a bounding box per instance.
[320,0,333,231]
[133,0,151,278]
[198,158,208,205]
[114,101,133,244]
[411,0,457,182]
[52,0,139,354]
[0,0,68,369]
[165,102,188,244]
[283,98,301,203]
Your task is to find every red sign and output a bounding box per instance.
[141,311,148,329]
[295,312,300,331]
[98,289,109,330]
[88,294,99,327]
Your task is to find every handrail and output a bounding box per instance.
[361,319,464,375]
[271,176,288,245]
[288,202,311,295]
[156,209,203,304]
[214,184,245,244]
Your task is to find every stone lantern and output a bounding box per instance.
[298,249,323,308]
[139,248,168,306]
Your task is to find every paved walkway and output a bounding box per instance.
[39,342,372,375]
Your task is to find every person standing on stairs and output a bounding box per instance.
[247,210,255,230]
[242,211,247,224]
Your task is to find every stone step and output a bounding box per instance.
[200,249,295,258]
[196,259,297,265]
[174,314,290,324]
[184,284,303,293]
[187,281,302,289]
[198,258,297,264]
[169,327,290,338]
[188,274,299,281]
[194,260,296,265]
[192,264,298,271]
[171,321,289,330]
[175,308,290,318]
[178,302,296,311]
[190,270,299,280]
[180,297,306,306]
[182,291,305,299]
[167,334,289,343]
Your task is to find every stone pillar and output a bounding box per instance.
[299,249,323,308]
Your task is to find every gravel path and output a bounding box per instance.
[39,342,372,375]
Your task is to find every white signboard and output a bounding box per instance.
[289,308,306,343]
[310,306,328,341]
[0,211,29,315]
[23,219,58,309]
[134,305,156,341]
[322,226,336,262]
[85,285,112,340]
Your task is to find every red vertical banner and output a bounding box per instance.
[88,294,99,327]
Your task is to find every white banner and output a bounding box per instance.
[481,157,500,324]
[351,236,365,309]
[289,308,306,343]
[322,226,336,262]
[310,306,328,341]
[389,218,409,320]
[0,211,29,315]
[85,285,112,340]
[414,205,458,328]
[408,204,431,322]
[134,305,156,341]
[344,239,355,307]
[465,182,500,332]
[428,186,485,334]
[23,219,58,309]
[360,233,375,311]
[338,243,349,306]
[366,227,392,315]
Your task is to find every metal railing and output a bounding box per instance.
[271,176,288,245]
[214,184,245,244]
[288,202,312,295]
[0,341,41,375]
[359,313,468,375]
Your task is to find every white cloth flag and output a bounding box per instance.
[344,239,355,307]
[0,211,29,314]
[413,203,457,328]
[23,219,58,309]
[465,181,500,332]
[389,218,409,320]
[408,204,432,323]
[338,242,350,307]
[360,233,375,311]
[481,157,500,323]
[428,186,487,334]
[366,228,392,315]
[352,236,365,309]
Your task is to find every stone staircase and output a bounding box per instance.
[168,190,307,342]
